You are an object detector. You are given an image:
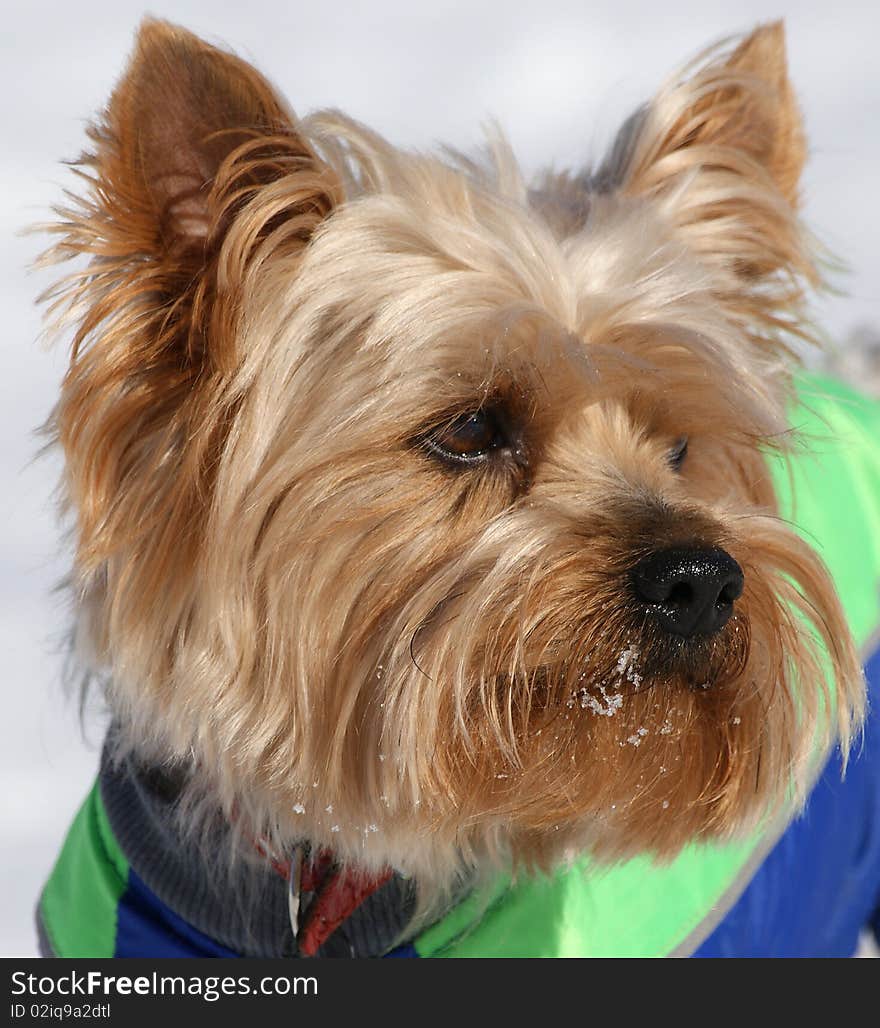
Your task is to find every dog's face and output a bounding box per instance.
[45,19,863,884]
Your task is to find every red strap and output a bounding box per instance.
[297,861,394,957]
[252,837,393,956]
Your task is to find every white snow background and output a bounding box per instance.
[2,0,879,957]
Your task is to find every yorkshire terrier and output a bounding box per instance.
[36,18,880,958]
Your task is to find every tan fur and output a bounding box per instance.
[39,19,865,905]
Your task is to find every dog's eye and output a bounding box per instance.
[424,409,506,464]
[668,436,689,472]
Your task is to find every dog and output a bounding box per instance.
[35,18,880,958]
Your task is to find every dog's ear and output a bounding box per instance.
[58,18,340,371]
[45,19,340,573]
[622,22,804,205]
[609,22,811,284]
[114,18,301,249]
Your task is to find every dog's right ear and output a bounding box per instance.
[44,19,341,573]
[54,18,340,372]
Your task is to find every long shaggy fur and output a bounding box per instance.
[39,19,865,904]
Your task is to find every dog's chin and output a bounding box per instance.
[298,708,784,884]
[416,618,807,869]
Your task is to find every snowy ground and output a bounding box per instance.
[2,0,879,957]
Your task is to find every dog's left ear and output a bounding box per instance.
[613,22,810,282]
[623,22,804,204]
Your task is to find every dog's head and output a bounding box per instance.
[43,19,864,885]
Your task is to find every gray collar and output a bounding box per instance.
[99,732,418,957]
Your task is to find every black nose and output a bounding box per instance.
[631,546,744,638]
